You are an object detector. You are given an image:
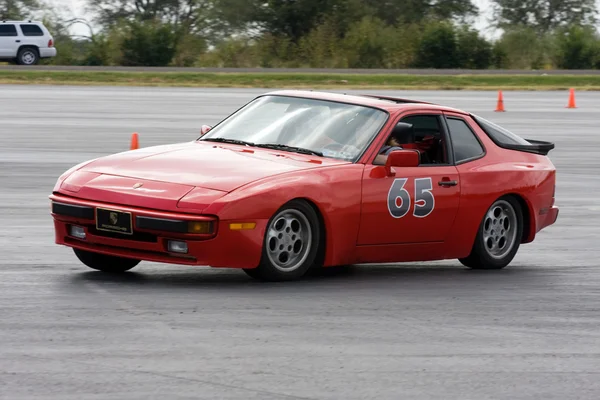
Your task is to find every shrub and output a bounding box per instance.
[414,21,460,68]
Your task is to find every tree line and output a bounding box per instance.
[2,0,600,69]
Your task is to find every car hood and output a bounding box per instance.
[76,141,347,192]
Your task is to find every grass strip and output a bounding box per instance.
[2,70,600,90]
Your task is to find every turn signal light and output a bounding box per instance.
[188,221,212,234]
[229,222,256,230]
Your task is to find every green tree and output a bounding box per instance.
[251,0,341,42]
[362,0,478,26]
[119,19,178,66]
[553,24,600,69]
[490,0,597,33]
[297,17,345,67]
[494,26,552,69]
[456,25,493,68]
[85,0,213,37]
[227,0,479,43]
[414,22,460,68]
[0,0,39,20]
[341,16,393,68]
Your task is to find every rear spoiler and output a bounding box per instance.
[469,114,555,156]
[360,94,435,105]
[503,139,555,156]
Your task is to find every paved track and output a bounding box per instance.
[1,85,599,400]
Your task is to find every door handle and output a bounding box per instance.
[15,40,20,42]
[438,180,458,187]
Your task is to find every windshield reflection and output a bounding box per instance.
[200,95,389,161]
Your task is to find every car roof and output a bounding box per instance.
[263,89,468,114]
[0,20,44,24]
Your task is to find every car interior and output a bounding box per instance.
[380,115,449,165]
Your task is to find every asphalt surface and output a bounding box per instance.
[1,85,599,400]
[2,65,600,74]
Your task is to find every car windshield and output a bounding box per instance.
[199,95,389,161]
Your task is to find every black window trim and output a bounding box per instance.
[442,114,486,165]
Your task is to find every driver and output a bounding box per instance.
[374,122,414,164]
[375,135,404,164]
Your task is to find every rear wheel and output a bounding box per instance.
[459,196,523,270]
[73,248,141,273]
[16,47,39,65]
[243,199,321,281]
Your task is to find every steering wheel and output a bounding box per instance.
[321,143,359,158]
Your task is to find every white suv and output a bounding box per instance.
[0,20,57,65]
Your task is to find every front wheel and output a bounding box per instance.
[73,248,141,273]
[243,199,321,281]
[459,196,523,270]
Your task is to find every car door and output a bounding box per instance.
[357,111,461,245]
[0,24,19,57]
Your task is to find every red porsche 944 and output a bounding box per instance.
[49,90,559,281]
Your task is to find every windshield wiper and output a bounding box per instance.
[255,143,323,157]
[201,138,255,146]
[201,139,323,157]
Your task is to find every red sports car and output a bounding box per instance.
[49,90,559,281]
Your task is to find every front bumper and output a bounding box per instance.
[50,193,266,268]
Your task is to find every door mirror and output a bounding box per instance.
[385,149,419,175]
[200,125,212,136]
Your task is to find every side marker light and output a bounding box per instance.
[229,223,256,230]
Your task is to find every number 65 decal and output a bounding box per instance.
[387,177,435,219]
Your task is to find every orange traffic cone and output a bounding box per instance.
[495,90,505,112]
[567,88,577,108]
[130,132,139,150]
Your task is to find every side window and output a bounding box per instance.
[446,117,485,163]
[375,114,450,165]
[20,24,44,36]
[401,115,442,141]
[400,114,448,165]
[0,25,18,37]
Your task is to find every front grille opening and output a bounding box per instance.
[88,226,158,243]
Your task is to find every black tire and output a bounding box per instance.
[16,47,39,65]
[73,248,141,273]
[242,267,262,280]
[243,199,321,281]
[459,196,523,270]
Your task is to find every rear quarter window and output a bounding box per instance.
[472,115,530,146]
[0,25,18,36]
[20,24,44,36]
[446,117,485,163]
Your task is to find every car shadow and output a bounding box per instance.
[68,262,545,292]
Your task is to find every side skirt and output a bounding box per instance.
[354,242,450,264]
